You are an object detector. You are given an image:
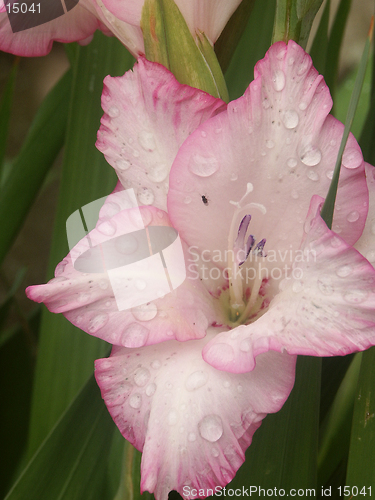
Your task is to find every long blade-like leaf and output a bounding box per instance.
[5,375,115,500]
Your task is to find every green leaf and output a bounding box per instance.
[359,30,375,164]
[320,21,372,229]
[226,357,320,493]
[214,0,257,74]
[26,33,135,458]
[272,0,323,48]
[0,69,71,266]
[141,0,228,100]
[318,354,361,486]
[324,0,352,102]
[0,57,18,180]
[5,375,115,500]
[309,0,330,76]
[346,347,375,487]
[225,0,276,101]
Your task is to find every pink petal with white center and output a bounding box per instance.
[355,163,375,265]
[101,0,242,43]
[203,195,375,374]
[95,328,296,500]
[168,41,367,271]
[0,1,103,56]
[26,192,217,346]
[96,57,226,211]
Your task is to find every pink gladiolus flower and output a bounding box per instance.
[27,42,375,499]
[0,0,242,57]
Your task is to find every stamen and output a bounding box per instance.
[253,238,267,257]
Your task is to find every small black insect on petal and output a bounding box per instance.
[201,195,209,206]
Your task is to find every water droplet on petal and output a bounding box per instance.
[298,101,308,110]
[123,323,149,347]
[108,105,120,118]
[99,202,121,220]
[283,109,299,129]
[287,158,298,168]
[297,55,310,75]
[292,281,303,293]
[344,290,368,304]
[300,145,322,166]
[146,383,156,396]
[135,279,147,291]
[240,339,251,352]
[97,219,117,236]
[188,432,196,442]
[342,148,362,169]
[212,448,220,458]
[262,97,270,110]
[167,410,179,425]
[138,131,156,151]
[184,196,192,204]
[317,276,334,295]
[336,265,352,277]
[272,69,285,91]
[307,170,319,181]
[88,313,109,333]
[199,415,223,442]
[116,158,131,171]
[326,170,333,180]
[137,187,155,205]
[185,371,209,391]
[134,367,151,387]
[291,190,299,199]
[266,139,275,149]
[129,393,142,409]
[151,359,161,369]
[347,210,360,222]
[132,302,158,321]
[230,173,238,181]
[189,154,219,177]
[148,163,168,182]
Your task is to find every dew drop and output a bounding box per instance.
[184,196,192,204]
[97,219,116,236]
[129,393,142,409]
[212,448,220,458]
[307,170,319,181]
[137,187,155,205]
[272,70,286,91]
[99,202,121,220]
[317,276,334,295]
[138,131,156,151]
[287,158,298,168]
[297,55,310,75]
[134,367,151,387]
[291,189,299,199]
[292,281,303,293]
[347,210,360,223]
[344,290,368,304]
[342,148,362,169]
[108,105,120,118]
[88,313,109,333]
[123,323,149,347]
[266,139,275,149]
[116,158,131,171]
[148,163,168,182]
[336,265,352,278]
[132,302,158,321]
[189,154,219,177]
[326,170,333,180]
[135,279,147,291]
[262,97,270,110]
[146,383,156,396]
[199,415,223,442]
[167,410,179,425]
[151,360,161,369]
[230,173,238,181]
[283,109,299,129]
[300,145,322,166]
[239,339,251,352]
[185,370,209,391]
[298,101,308,110]
[188,432,196,442]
